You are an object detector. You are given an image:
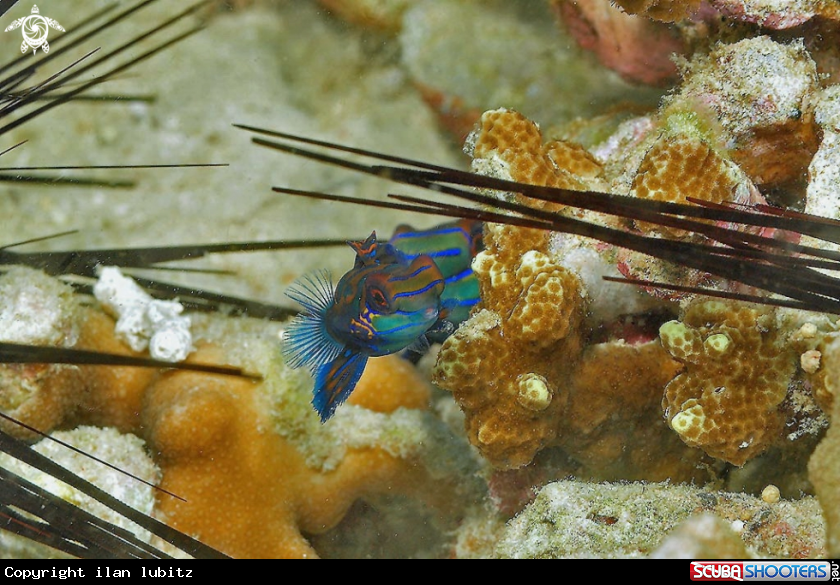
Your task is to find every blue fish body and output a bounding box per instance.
[283,219,483,421]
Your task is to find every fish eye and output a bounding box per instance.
[367,286,390,311]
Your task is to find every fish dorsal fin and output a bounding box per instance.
[348,232,378,267]
[312,350,369,422]
[282,270,344,371]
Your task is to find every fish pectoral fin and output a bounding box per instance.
[427,319,456,337]
[405,334,430,356]
[312,349,369,423]
[424,319,457,345]
[437,296,468,323]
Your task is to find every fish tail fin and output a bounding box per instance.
[312,350,369,422]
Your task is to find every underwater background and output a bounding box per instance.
[1,0,839,559]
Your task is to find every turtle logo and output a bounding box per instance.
[4,5,64,55]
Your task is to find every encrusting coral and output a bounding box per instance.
[665,37,821,188]
[433,222,587,470]
[563,337,702,479]
[618,0,840,29]
[614,121,770,294]
[659,300,801,465]
[629,128,761,234]
[0,267,480,558]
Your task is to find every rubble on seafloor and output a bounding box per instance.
[6,0,840,559]
[455,481,826,559]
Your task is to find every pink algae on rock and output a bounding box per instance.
[551,0,688,86]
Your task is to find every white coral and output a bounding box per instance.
[93,266,193,362]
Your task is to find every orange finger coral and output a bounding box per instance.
[0,267,156,438]
[147,349,465,558]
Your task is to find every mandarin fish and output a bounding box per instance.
[282,219,483,421]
